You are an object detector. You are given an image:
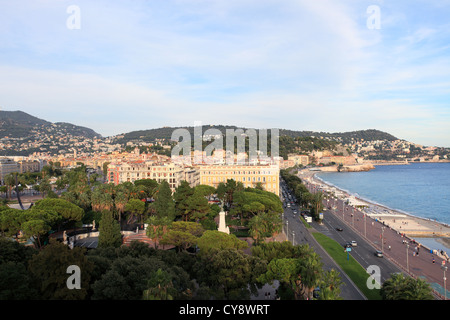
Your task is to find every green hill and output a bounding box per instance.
[0,110,101,139]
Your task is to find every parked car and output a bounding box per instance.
[350,241,357,247]
[336,227,343,231]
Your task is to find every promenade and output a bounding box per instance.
[300,169,450,299]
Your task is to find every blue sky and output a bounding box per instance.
[0,0,449,147]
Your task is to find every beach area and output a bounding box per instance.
[298,168,450,262]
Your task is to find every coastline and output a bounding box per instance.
[299,168,450,260]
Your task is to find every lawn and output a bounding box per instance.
[312,232,381,300]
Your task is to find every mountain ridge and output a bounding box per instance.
[0,110,101,139]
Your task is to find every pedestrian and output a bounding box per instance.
[433,258,435,264]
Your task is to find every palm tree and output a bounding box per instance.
[318,269,343,300]
[381,273,433,300]
[381,273,407,300]
[298,251,323,299]
[4,173,17,200]
[403,277,434,300]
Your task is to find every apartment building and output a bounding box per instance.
[0,158,19,185]
[107,161,195,192]
[287,154,310,167]
[198,164,280,196]
[18,160,41,173]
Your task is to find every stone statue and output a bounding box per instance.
[218,204,230,234]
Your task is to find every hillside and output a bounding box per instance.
[0,110,101,139]
[3,110,442,161]
[115,126,397,144]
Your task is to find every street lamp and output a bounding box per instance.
[381,227,385,253]
[442,264,448,300]
[364,214,366,238]
[292,231,295,246]
[286,220,289,238]
[406,244,409,273]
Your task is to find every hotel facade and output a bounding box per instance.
[106,161,280,196]
[198,164,280,196]
[107,161,187,192]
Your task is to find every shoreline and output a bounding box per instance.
[299,168,450,259]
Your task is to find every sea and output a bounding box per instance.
[316,162,450,253]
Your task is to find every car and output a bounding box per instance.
[336,227,343,231]
[343,242,352,248]
[350,241,357,247]
[375,250,383,258]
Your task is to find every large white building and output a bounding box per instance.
[107,161,197,192]
[198,164,280,196]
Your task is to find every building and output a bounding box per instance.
[287,154,310,167]
[184,167,200,187]
[18,160,41,173]
[198,164,280,196]
[318,156,356,166]
[107,161,188,192]
[0,158,19,185]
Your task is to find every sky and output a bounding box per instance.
[0,0,449,147]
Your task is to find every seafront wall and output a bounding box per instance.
[315,164,375,172]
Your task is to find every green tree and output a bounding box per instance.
[317,269,343,300]
[152,181,175,220]
[33,198,84,224]
[381,273,433,300]
[251,241,300,262]
[98,210,122,248]
[173,180,194,220]
[248,211,282,244]
[91,186,114,213]
[21,219,50,249]
[142,268,174,300]
[310,192,324,221]
[195,248,266,299]
[258,245,323,300]
[124,198,146,224]
[0,208,25,238]
[4,173,17,200]
[91,255,192,300]
[185,193,211,222]
[146,215,172,249]
[27,239,94,300]
[196,230,248,254]
[161,221,204,252]
[0,261,39,299]
[193,184,216,197]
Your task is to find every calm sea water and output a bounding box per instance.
[316,163,450,251]
[316,162,450,224]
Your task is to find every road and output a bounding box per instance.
[303,178,450,300]
[280,182,367,300]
